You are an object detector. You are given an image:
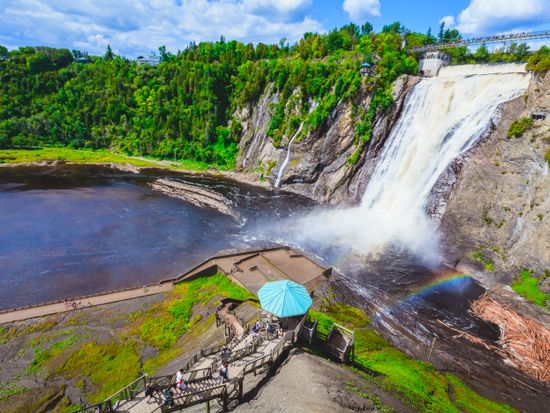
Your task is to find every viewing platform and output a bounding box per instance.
[0,246,331,324]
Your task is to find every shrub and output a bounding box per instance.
[507,117,533,139]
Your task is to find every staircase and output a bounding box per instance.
[78,301,303,413]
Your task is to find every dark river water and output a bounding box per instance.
[0,165,314,310]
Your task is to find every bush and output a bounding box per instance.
[512,270,549,307]
[507,117,533,139]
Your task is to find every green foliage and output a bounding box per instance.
[308,306,516,413]
[526,46,550,72]
[0,383,27,401]
[472,251,494,271]
[512,270,549,307]
[545,147,550,167]
[507,117,533,139]
[0,148,210,170]
[135,273,253,351]
[61,340,141,403]
[0,23,422,169]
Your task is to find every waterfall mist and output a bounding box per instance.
[286,64,531,263]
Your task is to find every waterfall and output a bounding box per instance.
[275,124,303,187]
[293,65,530,260]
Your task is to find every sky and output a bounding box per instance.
[0,0,549,57]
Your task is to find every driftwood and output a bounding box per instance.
[470,294,550,382]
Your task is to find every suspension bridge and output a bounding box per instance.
[410,30,550,53]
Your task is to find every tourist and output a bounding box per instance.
[145,380,155,400]
[94,404,102,413]
[176,368,187,391]
[218,362,229,383]
[163,387,175,407]
[252,319,261,334]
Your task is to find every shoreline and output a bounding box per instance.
[0,159,273,191]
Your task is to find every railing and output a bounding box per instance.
[149,367,212,390]
[301,320,317,345]
[226,336,263,363]
[75,374,148,412]
[161,382,227,413]
[410,30,550,53]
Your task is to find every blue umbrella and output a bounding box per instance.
[258,280,312,318]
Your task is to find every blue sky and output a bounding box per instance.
[0,0,548,57]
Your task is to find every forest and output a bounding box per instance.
[0,22,547,168]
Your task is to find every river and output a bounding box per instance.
[0,164,314,310]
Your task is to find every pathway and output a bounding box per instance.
[0,282,173,324]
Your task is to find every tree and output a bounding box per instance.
[438,21,445,42]
[0,45,8,60]
[104,44,114,60]
[158,45,174,63]
[361,22,373,36]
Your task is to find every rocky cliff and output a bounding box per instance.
[235,76,419,205]
[441,72,550,291]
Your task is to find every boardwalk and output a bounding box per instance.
[0,282,173,324]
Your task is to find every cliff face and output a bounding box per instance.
[440,72,550,282]
[235,76,419,205]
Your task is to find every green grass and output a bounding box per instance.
[0,383,27,401]
[135,273,254,351]
[506,117,533,139]
[0,148,212,171]
[61,340,141,403]
[472,251,495,271]
[512,270,549,307]
[26,333,77,375]
[308,306,516,413]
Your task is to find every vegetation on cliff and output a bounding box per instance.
[308,304,516,413]
[512,270,549,308]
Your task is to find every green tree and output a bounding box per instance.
[104,44,114,60]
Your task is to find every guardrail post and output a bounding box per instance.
[238,378,243,401]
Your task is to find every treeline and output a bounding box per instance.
[0,24,547,168]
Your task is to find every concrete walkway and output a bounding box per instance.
[0,282,173,324]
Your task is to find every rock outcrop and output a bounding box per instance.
[441,72,550,282]
[235,76,419,205]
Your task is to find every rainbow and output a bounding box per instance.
[400,272,472,303]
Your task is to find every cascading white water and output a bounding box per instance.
[293,64,530,261]
[275,123,303,187]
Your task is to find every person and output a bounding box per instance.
[145,380,155,400]
[251,319,261,334]
[218,362,229,383]
[176,368,187,391]
[163,387,175,407]
[94,404,102,413]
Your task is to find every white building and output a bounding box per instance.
[136,52,160,66]
[418,51,450,77]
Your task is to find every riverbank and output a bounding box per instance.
[0,148,271,190]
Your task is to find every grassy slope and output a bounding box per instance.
[0,273,254,410]
[308,304,516,413]
[512,270,549,308]
[0,147,212,171]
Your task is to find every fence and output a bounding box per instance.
[76,374,148,412]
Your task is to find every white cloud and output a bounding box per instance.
[342,0,381,22]
[439,15,455,28]
[0,0,324,56]
[453,0,550,34]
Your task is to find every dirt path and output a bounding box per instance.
[0,282,173,324]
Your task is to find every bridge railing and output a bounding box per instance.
[410,30,550,53]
